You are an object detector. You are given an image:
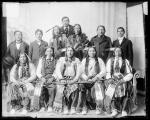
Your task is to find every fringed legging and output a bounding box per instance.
[7,83,31,111]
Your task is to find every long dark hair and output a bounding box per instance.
[17,52,29,68]
[65,46,75,62]
[85,46,100,75]
[52,25,61,39]
[16,52,30,78]
[44,46,55,59]
[73,24,82,35]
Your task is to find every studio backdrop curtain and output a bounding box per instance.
[127,4,145,78]
[3,2,127,45]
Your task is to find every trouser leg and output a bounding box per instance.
[111,97,123,113]
[76,84,86,112]
[122,96,129,113]
[63,87,69,109]
[85,83,96,110]
[47,85,56,107]
[39,87,48,108]
[70,89,79,109]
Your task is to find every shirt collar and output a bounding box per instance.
[118,36,124,41]
[36,40,42,45]
[64,26,69,30]
[97,34,105,38]
[15,40,22,44]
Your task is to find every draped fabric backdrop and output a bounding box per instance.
[127,4,145,78]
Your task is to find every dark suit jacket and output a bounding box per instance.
[29,40,48,67]
[113,37,133,66]
[7,41,29,63]
[90,35,112,63]
[60,24,74,37]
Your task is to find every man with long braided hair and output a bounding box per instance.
[76,46,106,115]
[104,47,133,117]
[7,52,36,115]
[52,46,81,114]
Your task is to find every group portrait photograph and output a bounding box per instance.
[1,1,148,118]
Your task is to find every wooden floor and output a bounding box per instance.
[2,85,146,118]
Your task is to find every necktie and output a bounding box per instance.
[65,27,68,35]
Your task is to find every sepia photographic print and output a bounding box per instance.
[1,1,147,118]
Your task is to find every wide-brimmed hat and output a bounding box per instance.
[2,55,14,69]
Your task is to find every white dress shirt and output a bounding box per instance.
[16,42,21,50]
[64,26,69,31]
[118,36,124,45]
[36,40,41,45]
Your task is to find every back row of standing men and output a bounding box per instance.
[6,16,133,68]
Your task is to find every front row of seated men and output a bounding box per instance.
[7,45,135,117]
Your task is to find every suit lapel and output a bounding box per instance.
[114,39,120,47]
[120,37,126,46]
[68,25,73,35]
[36,40,43,47]
[13,41,20,61]
[40,40,43,46]
[13,41,17,50]
[98,35,106,45]
[14,41,21,53]
[19,42,24,51]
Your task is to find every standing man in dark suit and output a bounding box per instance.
[7,30,29,64]
[59,16,74,57]
[29,29,48,67]
[60,16,74,38]
[90,25,112,63]
[113,27,133,66]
